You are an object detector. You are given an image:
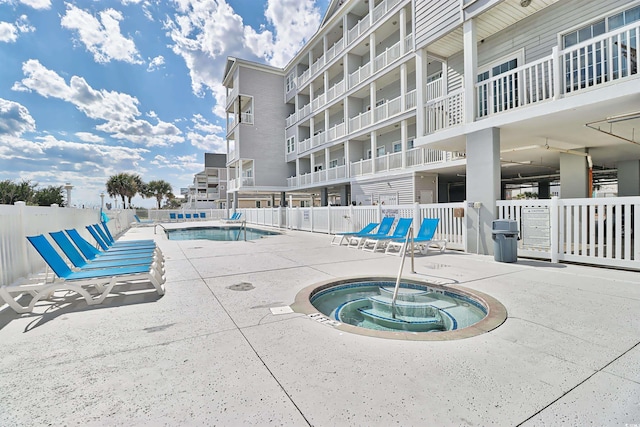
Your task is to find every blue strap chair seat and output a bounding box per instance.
[386,218,447,255]
[362,218,413,253]
[347,217,395,249]
[330,222,379,246]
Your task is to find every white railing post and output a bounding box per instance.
[552,46,561,100]
[413,202,421,230]
[327,204,332,234]
[550,196,559,263]
[15,201,29,277]
[310,205,314,233]
[349,204,355,232]
[377,203,383,222]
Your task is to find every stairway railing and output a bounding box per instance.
[391,227,414,318]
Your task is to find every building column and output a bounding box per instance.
[321,187,329,206]
[415,49,426,136]
[538,181,551,199]
[401,119,407,169]
[466,127,500,255]
[344,140,351,178]
[325,109,330,133]
[400,63,407,110]
[399,7,406,54]
[340,185,350,206]
[325,147,331,171]
[463,19,478,125]
[560,150,588,198]
[280,192,286,207]
[370,131,377,174]
[233,192,239,211]
[617,159,640,196]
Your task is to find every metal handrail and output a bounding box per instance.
[391,227,414,318]
[154,224,167,235]
[235,220,247,241]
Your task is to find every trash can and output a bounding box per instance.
[492,219,519,263]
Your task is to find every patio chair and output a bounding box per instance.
[185,213,192,220]
[169,213,177,222]
[386,218,447,255]
[198,212,207,220]
[87,225,156,252]
[177,213,184,221]
[132,214,156,227]
[330,222,379,246]
[66,229,163,263]
[99,222,155,247]
[361,218,413,253]
[221,212,242,223]
[347,217,395,249]
[49,231,163,274]
[0,235,165,314]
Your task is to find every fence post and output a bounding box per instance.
[413,202,421,229]
[349,204,355,232]
[552,46,561,100]
[377,203,383,222]
[310,205,314,233]
[15,201,29,276]
[277,206,283,228]
[550,196,559,263]
[327,204,332,234]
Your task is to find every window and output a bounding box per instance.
[376,146,386,157]
[329,159,338,168]
[393,142,401,153]
[256,201,261,208]
[314,164,323,172]
[286,72,296,92]
[286,136,296,154]
[366,149,372,159]
[408,139,414,149]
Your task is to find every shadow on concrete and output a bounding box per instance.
[0,283,163,332]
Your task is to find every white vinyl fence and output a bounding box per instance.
[0,203,134,288]
[498,197,638,270]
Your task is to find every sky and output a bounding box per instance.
[0,0,330,208]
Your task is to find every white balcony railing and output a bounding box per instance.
[406,147,446,167]
[326,122,346,142]
[240,112,253,125]
[348,110,372,133]
[476,55,555,118]
[404,33,413,53]
[374,40,401,72]
[312,92,326,111]
[300,103,312,119]
[326,38,345,63]
[372,0,401,25]
[312,131,327,148]
[226,86,238,108]
[426,89,464,134]
[350,159,373,176]
[285,112,297,128]
[405,89,417,109]
[298,68,311,87]
[426,78,443,101]
[299,136,312,153]
[347,14,371,44]
[327,80,345,103]
[374,94,402,122]
[349,62,372,89]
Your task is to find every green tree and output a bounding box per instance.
[33,185,65,206]
[0,179,37,205]
[106,173,144,208]
[145,180,173,209]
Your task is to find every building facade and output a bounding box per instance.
[186,153,228,209]
[223,0,640,247]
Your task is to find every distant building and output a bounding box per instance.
[186,153,228,209]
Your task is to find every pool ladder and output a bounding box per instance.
[154,224,167,235]
[235,221,247,241]
[391,227,415,319]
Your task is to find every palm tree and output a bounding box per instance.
[145,180,173,209]
[106,173,128,208]
[125,174,144,208]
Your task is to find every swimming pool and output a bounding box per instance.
[166,226,279,241]
[293,277,507,340]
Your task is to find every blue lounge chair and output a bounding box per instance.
[199,212,206,220]
[222,212,242,223]
[362,218,413,253]
[177,213,184,221]
[66,229,162,262]
[386,218,447,255]
[0,235,165,314]
[98,222,155,247]
[87,225,156,252]
[169,212,177,222]
[347,217,395,249]
[185,213,192,220]
[133,214,154,226]
[330,222,379,246]
[49,231,163,274]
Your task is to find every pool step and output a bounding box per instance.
[379,287,434,302]
[357,308,445,332]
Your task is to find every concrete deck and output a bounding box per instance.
[1,222,639,426]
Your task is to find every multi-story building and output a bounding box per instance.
[224,0,639,247]
[186,153,227,209]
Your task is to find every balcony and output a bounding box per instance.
[427,21,639,134]
[374,40,401,73]
[311,93,326,111]
[286,112,297,128]
[347,14,371,45]
[287,165,347,187]
[240,112,253,125]
[349,91,412,134]
[226,85,238,108]
[326,38,345,63]
[349,62,372,89]
[372,0,402,25]
[327,80,345,103]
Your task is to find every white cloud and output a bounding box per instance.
[147,55,165,72]
[75,131,104,143]
[149,153,200,171]
[18,0,51,10]
[15,15,35,33]
[0,22,17,43]
[61,4,143,64]
[0,98,36,136]
[164,0,321,120]
[12,59,183,147]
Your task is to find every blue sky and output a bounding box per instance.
[0,0,330,208]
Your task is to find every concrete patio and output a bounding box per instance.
[0,222,638,426]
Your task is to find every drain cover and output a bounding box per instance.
[227,282,254,291]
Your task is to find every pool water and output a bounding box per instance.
[166,226,279,241]
[311,281,487,333]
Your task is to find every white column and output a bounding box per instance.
[325,147,331,173]
[415,49,426,136]
[400,63,407,110]
[401,119,407,169]
[369,32,376,71]
[345,140,351,178]
[370,131,377,174]
[370,80,376,120]
[399,7,406,54]
[325,109,330,134]
[463,19,478,124]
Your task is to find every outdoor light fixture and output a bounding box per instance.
[520,0,531,7]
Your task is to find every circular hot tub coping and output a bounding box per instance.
[291,275,507,341]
